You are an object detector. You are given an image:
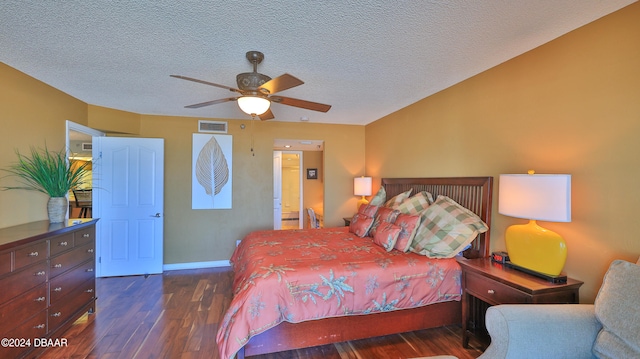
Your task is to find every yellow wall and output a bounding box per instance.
[0,63,88,227]
[88,104,140,135]
[366,2,640,302]
[303,150,324,228]
[137,115,364,264]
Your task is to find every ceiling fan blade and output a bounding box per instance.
[185,97,237,109]
[270,96,331,112]
[259,73,304,94]
[171,75,241,93]
[259,108,275,121]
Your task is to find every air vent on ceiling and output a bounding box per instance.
[198,120,228,133]
[81,143,92,151]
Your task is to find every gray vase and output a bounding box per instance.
[47,197,68,223]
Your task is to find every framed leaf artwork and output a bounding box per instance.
[192,133,232,209]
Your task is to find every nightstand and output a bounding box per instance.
[456,257,583,348]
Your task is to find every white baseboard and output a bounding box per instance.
[163,260,231,271]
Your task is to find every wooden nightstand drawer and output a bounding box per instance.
[465,271,529,304]
[457,257,583,349]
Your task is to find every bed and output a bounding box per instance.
[218,177,493,359]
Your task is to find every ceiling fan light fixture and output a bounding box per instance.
[237,96,270,116]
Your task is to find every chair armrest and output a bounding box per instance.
[478,304,601,359]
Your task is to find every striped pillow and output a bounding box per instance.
[395,191,434,214]
[409,196,488,258]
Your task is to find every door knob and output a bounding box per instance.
[152,213,161,218]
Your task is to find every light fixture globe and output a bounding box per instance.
[237,96,270,116]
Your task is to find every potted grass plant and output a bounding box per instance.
[1,145,91,223]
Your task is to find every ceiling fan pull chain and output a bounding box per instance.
[250,116,255,156]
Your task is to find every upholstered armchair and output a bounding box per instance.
[478,259,640,359]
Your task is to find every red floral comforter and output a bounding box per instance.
[216,227,463,359]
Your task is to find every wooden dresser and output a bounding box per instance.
[0,219,98,359]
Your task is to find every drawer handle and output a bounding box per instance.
[28,251,39,257]
[86,289,94,293]
[53,263,63,268]
[54,287,62,292]
[34,324,46,329]
[83,233,90,238]
[487,289,495,294]
[34,296,46,302]
[87,249,94,253]
[35,271,46,276]
[86,268,94,272]
[51,312,62,317]
[59,241,68,246]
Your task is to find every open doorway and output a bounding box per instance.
[280,151,302,230]
[66,121,105,219]
[273,139,324,230]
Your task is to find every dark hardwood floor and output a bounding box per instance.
[38,267,485,359]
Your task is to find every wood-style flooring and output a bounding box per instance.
[38,267,485,359]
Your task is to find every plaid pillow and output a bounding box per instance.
[369,186,386,206]
[410,196,488,258]
[384,189,413,208]
[395,191,434,214]
[393,213,421,252]
[369,206,400,237]
[372,221,402,251]
[349,213,375,237]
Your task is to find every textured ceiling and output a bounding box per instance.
[1,1,635,125]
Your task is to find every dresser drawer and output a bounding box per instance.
[0,309,48,359]
[465,271,530,304]
[0,283,47,336]
[48,279,95,330]
[50,242,95,279]
[49,233,74,256]
[50,260,95,304]
[0,251,11,276]
[14,240,48,270]
[74,226,95,247]
[0,261,48,306]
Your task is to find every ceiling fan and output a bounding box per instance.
[171,51,331,121]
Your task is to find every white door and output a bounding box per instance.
[93,137,164,277]
[273,151,282,229]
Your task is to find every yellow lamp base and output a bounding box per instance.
[357,196,369,212]
[505,220,567,276]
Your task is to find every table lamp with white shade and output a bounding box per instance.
[354,176,372,211]
[498,172,571,281]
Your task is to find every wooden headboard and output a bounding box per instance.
[382,177,493,259]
